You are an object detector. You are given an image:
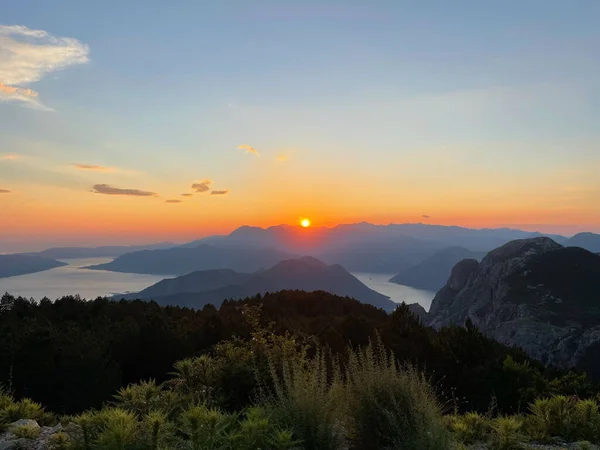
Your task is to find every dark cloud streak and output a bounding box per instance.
[91,184,157,197]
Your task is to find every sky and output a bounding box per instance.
[1,1,599,251]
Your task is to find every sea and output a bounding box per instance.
[0,258,435,311]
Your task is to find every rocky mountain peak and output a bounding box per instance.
[480,237,562,269]
[427,238,600,373]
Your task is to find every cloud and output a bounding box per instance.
[0,154,19,160]
[91,184,157,197]
[72,163,113,172]
[181,193,193,197]
[238,144,259,156]
[0,25,89,110]
[210,189,229,195]
[0,189,11,194]
[276,154,288,162]
[422,215,431,219]
[192,179,212,193]
[165,199,182,203]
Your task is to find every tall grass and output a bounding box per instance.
[345,340,450,450]
[262,349,346,450]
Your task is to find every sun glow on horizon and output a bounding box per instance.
[300,218,311,228]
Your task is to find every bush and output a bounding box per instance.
[179,404,237,449]
[0,398,44,426]
[48,432,73,450]
[94,408,138,450]
[345,340,450,450]
[528,396,576,440]
[447,412,490,444]
[12,423,41,439]
[490,415,524,450]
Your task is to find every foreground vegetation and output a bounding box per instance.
[2,291,600,448]
[2,317,600,449]
[1,292,595,416]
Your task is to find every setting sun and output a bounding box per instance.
[300,218,311,228]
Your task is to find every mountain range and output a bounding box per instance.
[427,237,600,376]
[87,223,590,276]
[116,256,397,311]
[88,245,293,275]
[24,242,174,259]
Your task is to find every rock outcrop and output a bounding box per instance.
[427,238,600,374]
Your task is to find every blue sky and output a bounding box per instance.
[1,1,599,250]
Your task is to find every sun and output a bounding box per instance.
[300,218,311,228]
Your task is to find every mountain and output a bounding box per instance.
[88,222,574,276]
[88,245,294,275]
[0,254,67,279]
[390,247,486,291]
[567,232,600,253]
[178,223,568,273]
[427,237,600,375]
[25,242,174,259]
[118,269,251,300]
[118,256,397,311]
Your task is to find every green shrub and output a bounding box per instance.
[0,398,44,426]
[528,396,577,440]
[345,340,450,450]
[269,429,302,450]
[490,415,524,450]
[263,349,345,450]
[113,380,161,417]
[94,408,138,450]
[70,410,99,450]
[574,399,600,442]
[230,407,271,450]
[48,432,73,450]
[179,404,237,450]
[448,412,490,444]
[140,411,173,450]
[12,423,41,439]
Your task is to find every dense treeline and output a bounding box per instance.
[0,291,594,415]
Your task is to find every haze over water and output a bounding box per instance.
[0,259,434,310]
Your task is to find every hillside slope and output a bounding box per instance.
[120,256,397,311]
[0,254,67,279]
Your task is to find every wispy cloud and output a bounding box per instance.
[181,193,193,197]
[210,189,229,195]
[192,179,212,193]
[0,189,11,194]
[165,199,182,203]
[0,25,89,110]
[422,215,431,219]
[238,144,260,156]
[91,184,157,197]
[0,154,19,160]
[72,163,113,172]
[276,154,288,162]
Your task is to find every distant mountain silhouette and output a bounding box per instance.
[0,254,67,279]
[117,256,397,311]
[88,245,294,275]
[178,223,568,273]
[85,223,575,276]
[427,237,600,375]
[390,247,485,291]
[25,242,174,259]
[566,232,600,253]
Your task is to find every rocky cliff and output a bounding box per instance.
[427,237,600,375]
